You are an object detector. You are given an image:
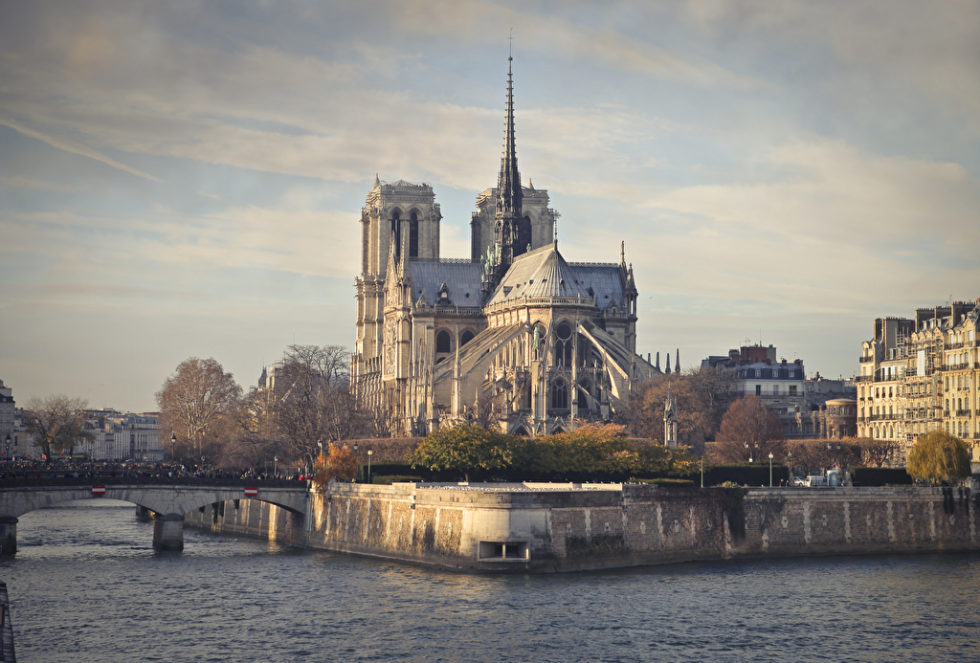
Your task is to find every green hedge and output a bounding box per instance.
[849,466,912,486]
[634,477,696,487]
[370,474,424,485]
[698,464,790,487]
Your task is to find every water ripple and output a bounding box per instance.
[3,505,979,662]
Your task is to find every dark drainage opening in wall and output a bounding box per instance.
[479,541,528,561]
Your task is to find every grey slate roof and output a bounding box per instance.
[406,245,626,311]
[487,242,626,310]
[571,263,626,310]
[488,243,586,306]
[407,260,483,306]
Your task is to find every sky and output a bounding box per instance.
[1,1,979,413]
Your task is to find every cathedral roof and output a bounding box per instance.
[485,242,628,311]
[571,263,627,310]
[488,242,587,306]
[407,260,483,307]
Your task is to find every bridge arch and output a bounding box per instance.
[0,483,309,554]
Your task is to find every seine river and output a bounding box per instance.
[3,502,979,662]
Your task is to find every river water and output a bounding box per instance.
[2,502,979,663]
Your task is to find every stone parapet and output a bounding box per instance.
[185,482,980,573]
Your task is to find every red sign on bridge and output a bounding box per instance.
[91,485,106,497]
[243,487,258,497]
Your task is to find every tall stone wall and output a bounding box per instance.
[184,483,979,573]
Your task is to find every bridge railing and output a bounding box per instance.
[0,475,308,489]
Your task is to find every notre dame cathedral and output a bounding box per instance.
[352,57,659,436]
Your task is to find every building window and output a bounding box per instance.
[409,210,420,258]
[554,322,573,367]
[436,330,452,354]
[391,210,402,261]
[550,380,568,410]
[756,385,761,396]
[789,385,797,396]
[460,330,474,347]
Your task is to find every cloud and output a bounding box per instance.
[645,138,980,257]
[0,116,160,182]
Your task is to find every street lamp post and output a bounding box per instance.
[274,455,278,479]
[3,433,11,462]
[170,433,176,462]
[367,449,373,484]
[353,442,359,482]
[768,451,774,487]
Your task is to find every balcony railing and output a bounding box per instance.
[956,410,971,417]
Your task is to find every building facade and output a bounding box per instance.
[0,379,14,458]
[6,407,163,462]
[857,300,980,464]
[351,58,657,436]
[702,346,856,438]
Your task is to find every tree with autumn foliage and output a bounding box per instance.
[710,395,784,463]
[311,444,360,491]
[906,431,971,484]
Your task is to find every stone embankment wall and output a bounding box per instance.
[184,483,979,573]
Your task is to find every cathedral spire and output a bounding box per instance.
[490,50,525,280]
[496,53,522,220]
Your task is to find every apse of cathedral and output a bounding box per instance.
[352,57,659,436]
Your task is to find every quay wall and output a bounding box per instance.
[184,483,980,572]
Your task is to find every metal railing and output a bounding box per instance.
[0,474,307,489]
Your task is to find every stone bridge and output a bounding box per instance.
[0,479,310,553]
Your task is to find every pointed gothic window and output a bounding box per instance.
[409,210,420,258]
[550,379,568,410]
[555,322,572,367]
[436,330,452,354]
[391,210,402,261]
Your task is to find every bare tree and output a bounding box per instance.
[621,367,735,450]
[25,395,92,461]
[157,357,241,463]
[219,386,281,469]
[854,437,898,468]
[267,345,372,467]
[711,395,785,463]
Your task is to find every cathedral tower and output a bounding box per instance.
[353,178,441,408]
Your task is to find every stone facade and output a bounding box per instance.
[351,58,657,436]
[857,300,980,465]
[7,408,163,461]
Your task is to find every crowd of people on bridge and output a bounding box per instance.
[0,458,310,483]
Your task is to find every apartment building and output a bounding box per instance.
[857,300,980,464]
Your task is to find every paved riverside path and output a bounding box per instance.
[0,476,309,554]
